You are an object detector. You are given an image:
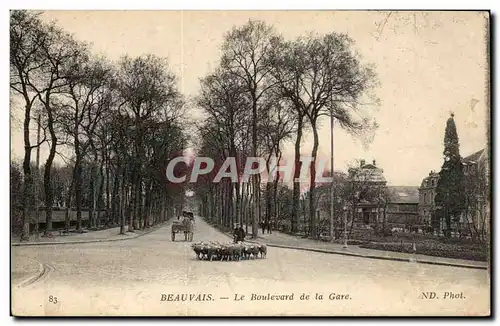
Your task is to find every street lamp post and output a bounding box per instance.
[329,110,335,242]
[343,205,348,249]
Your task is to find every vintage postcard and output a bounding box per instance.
[10,10,491,316]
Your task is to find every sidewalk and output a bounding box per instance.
[237,225,488,270]
[11,221,171,247]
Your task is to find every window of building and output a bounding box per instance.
[424,193,427,204]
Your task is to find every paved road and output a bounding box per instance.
[11,217,490,316]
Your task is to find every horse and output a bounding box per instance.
[182,217,194,242]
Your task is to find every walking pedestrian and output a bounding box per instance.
[238,226,246,242]
[233,224,239,243]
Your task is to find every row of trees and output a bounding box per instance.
[11,11,188,240]
[194,20,379,239]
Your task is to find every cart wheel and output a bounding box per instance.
[171,232,175,241]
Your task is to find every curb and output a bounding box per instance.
[11,222,171,247]
[183,221,488,271]
[252,242,488,271]
[217,230,486,271]
[16,261,45,288]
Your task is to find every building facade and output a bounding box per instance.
[461,149,489,238]
[348,159,387,226]
[418,149,489,237]
[418,170,439,226]
[386,186,420,228]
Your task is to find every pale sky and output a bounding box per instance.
[10,11,489,186]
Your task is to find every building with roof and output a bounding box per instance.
[418,148,489,237]
[348,159,387,185]
[347,159,387,226]
[418,170,440,226]
[461,148,489,238]
[386,186,420,227]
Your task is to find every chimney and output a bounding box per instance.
[372,159,376,166]
[360,159,365,167]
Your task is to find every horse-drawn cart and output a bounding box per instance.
[171,218,194,242]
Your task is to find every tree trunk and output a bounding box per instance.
[272,150,282,229]
[234,170,241,227]
[128,182,134,232]
[265,154,273,228]
[291,114,304,233]
[105,151,111,225]
[207,189,213,222]
[162,192,167,222]
[121,170,128,234]
[251,90,260,238]
[221,182,226,227]
[73,107,83,231]
[216,184,221,225]
[97,161,105,227]
[89,167,95,229]
[240,181,246,226]
[144,180,153,229]
[21,102,33,241]
[89,162,98,229]
[308,122,319,239]
[112,165,120,228]
[43,104,57,236]
[136,177,143,229]
[64,177,74,231]
[228,181,234,228]
[74,154,83,230]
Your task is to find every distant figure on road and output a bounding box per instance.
[263,221,270,234]
[233,225,240,243]
[233,224,246,243]
[237,226,246,242]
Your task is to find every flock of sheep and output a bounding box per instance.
[191,241,267,261]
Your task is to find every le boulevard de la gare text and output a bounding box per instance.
[160,293,352,302]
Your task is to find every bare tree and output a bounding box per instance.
[197,68,250,229]
[220,19,278,238]
[37,28,86,235]
[108,112,135,234]
[269,33,379,239]
[117,54,183,231]
[12,11,86,236]
[58,55,114,231]
[260,93,295,231]
[10,10,48,240]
